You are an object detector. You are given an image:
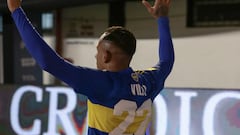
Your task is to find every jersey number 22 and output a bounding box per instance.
[109,99,152,135]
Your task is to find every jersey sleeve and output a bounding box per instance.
[11,8,113,97]
[151,17,175,91]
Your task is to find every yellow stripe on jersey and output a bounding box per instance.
[147,67,157,71]
[88,100,151,134]
[88,100,125,132]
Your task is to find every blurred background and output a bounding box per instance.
[0,0,240,135]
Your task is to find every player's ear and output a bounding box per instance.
[103,50,112,63]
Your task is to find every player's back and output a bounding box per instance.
[86,67,161,135]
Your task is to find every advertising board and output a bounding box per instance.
[0,85,240,135]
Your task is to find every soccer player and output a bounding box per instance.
[7,0,174,134]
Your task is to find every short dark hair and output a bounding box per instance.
[103,26,136,57]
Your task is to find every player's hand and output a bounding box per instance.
[142,0,170,19]
[7,0,21,13]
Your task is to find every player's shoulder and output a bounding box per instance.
[133,67,159,75]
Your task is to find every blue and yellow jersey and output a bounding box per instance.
[85,67,170,135]
[12,8,174,135]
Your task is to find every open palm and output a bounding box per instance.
[142,0,170,18]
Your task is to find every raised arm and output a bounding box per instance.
[143,0,174,79]
[7,0,102,94]
[143,1,174,134]
[7,0,70,78]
